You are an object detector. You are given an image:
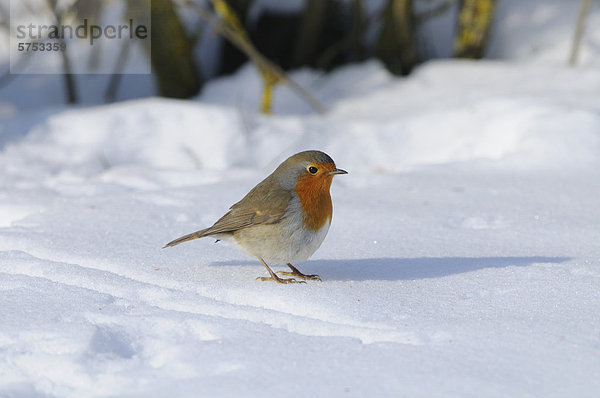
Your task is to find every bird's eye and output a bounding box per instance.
[308,166,318,174]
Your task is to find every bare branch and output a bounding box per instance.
[569,0,592,66]
[172,0,327,114]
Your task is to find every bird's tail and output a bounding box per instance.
[163,228,210,248]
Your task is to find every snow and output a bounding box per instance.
[2,60,599,396]
[490,0,600,65]
[2,2,600,397]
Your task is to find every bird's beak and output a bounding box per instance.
[329,168,348,175]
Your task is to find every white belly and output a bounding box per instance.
[231,215,331,265]
[278,218,330,264]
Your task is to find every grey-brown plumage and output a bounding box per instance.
[164,151,336,249]
[163,163,292,248]
[163,150,347,283]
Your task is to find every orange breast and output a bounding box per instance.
[294,166,334,232]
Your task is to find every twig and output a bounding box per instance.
[172,0,327,114]
[45,0,78,103]
[569,0,592,66]
[105,39,131,102]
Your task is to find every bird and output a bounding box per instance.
[163,150,347,284]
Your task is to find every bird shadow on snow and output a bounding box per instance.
[211,256,571,281]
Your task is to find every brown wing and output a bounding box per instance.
[164,174,291,248]
[202,175,291,235]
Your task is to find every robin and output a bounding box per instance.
[164,150,347,284]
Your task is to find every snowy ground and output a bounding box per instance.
[1,58,599,397]
[1,0,600,394]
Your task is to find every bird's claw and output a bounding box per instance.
[277,271,322,282]
[256,276,306,284]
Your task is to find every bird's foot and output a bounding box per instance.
[279,263,322,281]
[277,271,321,281]
[256,275,306,284]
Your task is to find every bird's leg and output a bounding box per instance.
[278,263,322,282]
[256,258,305,284]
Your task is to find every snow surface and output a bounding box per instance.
[1,59,600,397]
[1,1,600,395]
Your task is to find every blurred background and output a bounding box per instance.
[1,0,598,113]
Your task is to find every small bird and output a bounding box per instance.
[164,150,347,284]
